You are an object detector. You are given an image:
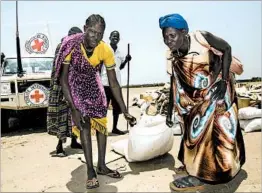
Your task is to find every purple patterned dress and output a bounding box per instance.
[55,33,108,135]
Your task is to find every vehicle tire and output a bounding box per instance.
[8,117,20,130]
[1,109,9,131]
[1,110,20,131]
[30,108,47,128]
[37,108,47,127]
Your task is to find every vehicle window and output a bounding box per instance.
[2,57,53,75]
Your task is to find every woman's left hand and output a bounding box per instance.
[210,80,227,101]
[125,54,132,62]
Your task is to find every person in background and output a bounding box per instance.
[1,52,5,65]
[47,27,83,156]
[101,30,132,135]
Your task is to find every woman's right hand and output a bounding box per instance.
[71,109,84,131]
[124,112,137,127]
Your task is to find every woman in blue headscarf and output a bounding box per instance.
[159,13,246,192]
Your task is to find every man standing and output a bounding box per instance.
[101,31,132,135]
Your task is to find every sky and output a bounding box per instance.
[1,1,261,85]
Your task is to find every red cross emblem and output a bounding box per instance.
[31,39,44,52]
[30,90,44,103]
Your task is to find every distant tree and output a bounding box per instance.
[251,77,262,81]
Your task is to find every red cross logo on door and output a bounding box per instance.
[30,90,44,103]
[31,39,44,52]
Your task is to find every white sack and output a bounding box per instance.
[128,122,174,162]
[111,138,135,162]
[111,122,174,162]
[244,118,262,133]
[138,114,166,127]
[238,107,262,120]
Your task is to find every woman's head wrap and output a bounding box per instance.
[159,13,189,33]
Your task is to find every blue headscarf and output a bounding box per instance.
[159,13,189,33]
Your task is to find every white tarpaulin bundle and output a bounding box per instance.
[131,84,171,117]
[131,84,182,136]
[111,114,178,162]
[238,107,262,133]
[236,85,262,101]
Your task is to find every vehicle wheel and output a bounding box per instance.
[1,109,9,131]
[8,117,20,130]
[1,110,20,131]
[31,108,47,128]
[38,108,47,127]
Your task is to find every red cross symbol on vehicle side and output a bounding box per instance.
[31,39,44,52]
[30,90,44,103]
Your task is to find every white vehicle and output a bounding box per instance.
[1,56,53,130]
[1,2,59,130]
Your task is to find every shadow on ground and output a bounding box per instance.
[66,164,118,193]
[122,153,176,176]
[49,145,84,158]
[1,126,46,138]
[108,130,129,137]
[66,153,176,192]
[170,169,248,193]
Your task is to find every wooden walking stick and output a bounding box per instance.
[126,43,130,131]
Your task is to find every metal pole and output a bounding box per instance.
[126,43,130,131]
[46,22,54,54]
[16,1,23,77]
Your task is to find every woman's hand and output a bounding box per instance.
[124,112,137,127]
[166,117,174,128]
[211,80,227,101]
[71,109,85,131]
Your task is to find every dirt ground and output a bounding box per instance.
[1,87,261,192]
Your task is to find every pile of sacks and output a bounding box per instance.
[131,83,182,135]
[132,83,171,116]
[239,107,262,133]
[236,85,262,104]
